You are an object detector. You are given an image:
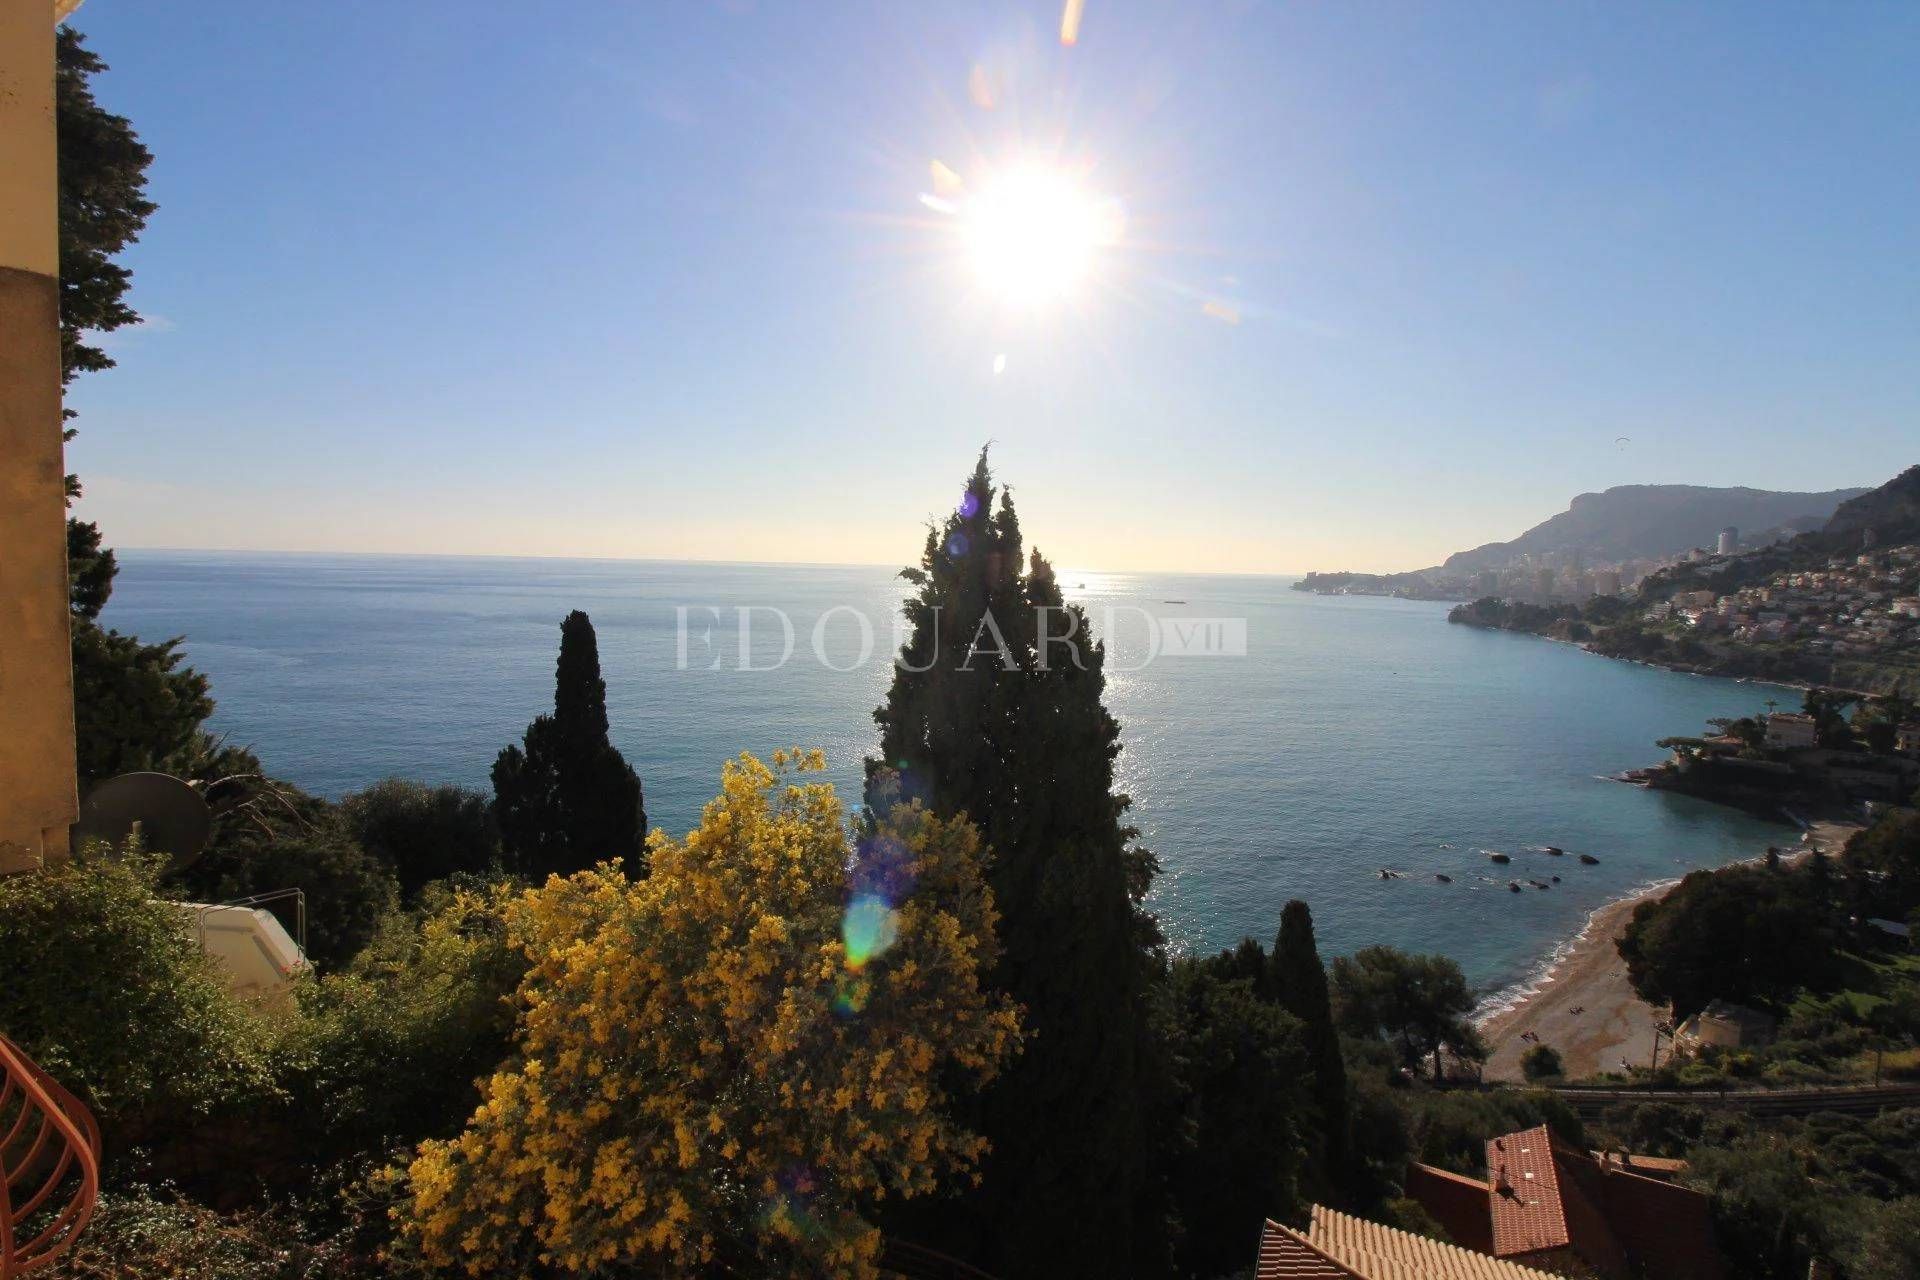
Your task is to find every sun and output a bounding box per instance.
[957,162,1124,307]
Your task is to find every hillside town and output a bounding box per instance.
[1649,544,1920,660]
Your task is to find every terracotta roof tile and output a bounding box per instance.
[1257,1219,1363,1279]
[1485,1125,1569,1256]
[1307,1205,1565,1280]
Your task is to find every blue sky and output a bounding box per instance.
[66,1,1920,573]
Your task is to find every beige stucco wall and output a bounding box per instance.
[0,3,76,873]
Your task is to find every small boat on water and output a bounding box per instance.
[1486,851,1512,865]
[1578,853,1600,865]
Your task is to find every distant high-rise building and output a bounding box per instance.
[1717,526,1738,556]
[1594,569,1622,596]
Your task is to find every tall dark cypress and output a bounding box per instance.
[873,451,1162,1278]
[493,611,646,879]
[1272,899,1351,1202]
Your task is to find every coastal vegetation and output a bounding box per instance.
[27,30,1920,1280]
[491,610,648,880]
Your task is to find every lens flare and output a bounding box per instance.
[841,894,899,971]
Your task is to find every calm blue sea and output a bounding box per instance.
[104,550,1794,999]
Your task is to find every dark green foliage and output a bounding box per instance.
[55,27,155,394]
[871,451,1162,1277]
[1616,860,1844,1022]
[1160,960,1309,1280]
[1273,900,1352,1201]
[492,611,646,879]
[71,618,215,787]
[341,778,500,900]
[1682,1112,1920,1280]
[0,853,275,1127]
[1447,596,1581,632]
[1397,1089,1583,1178]
[68,516,118,619]
[1804,687,1859,749]
[52,1188,360,1280]
[1519,1043,1563,1080]
[1850,1197,1920,1280]
[1842,809,1920,920]
[1342,1068,1415,1206]
[1330,946,1484,1083]
[280,885,524,1168]
[181,801,400,970]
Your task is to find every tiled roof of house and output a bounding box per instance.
[1257,1219,1363,1279]
[1485,1125,1569,1256]
[1306,1206,1565,1280]
[1476,1124,1723,1280]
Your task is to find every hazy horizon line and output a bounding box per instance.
[112,543,1317,581]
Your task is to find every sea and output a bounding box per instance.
[103,550,1797,1004]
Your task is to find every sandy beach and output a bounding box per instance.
[1478,817,1865,1082]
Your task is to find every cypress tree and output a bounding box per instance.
[1272,899,1351,1203]
[493,611,646,878]
[873,451,1162,1278]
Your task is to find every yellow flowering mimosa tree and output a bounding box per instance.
[401,751,1020,1276]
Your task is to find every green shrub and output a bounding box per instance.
[1519,1043,1563,1081]
[52,1187,359,1279]
[0,851,275,1127]
[339,779,499,900]
[279,882,524,1164]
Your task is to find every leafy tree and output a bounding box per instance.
[492,610,646,879]
[71,619,214,786]
[1273,899,1352,1200]
[1520,1043,1563,1081]
[68,515,118,619]
[871,451,1163,1276]
[1804,687,1858,749]
[341,778,500,900]
[1617,862,1843,1022]
[56,27,155,400]
[1331,946,1483,1083]
[0,850,275,1129]
[1160,959,1309,1280]
[53,30,222,792]
[1843,809,1920,919]
[402,753,1019,1277]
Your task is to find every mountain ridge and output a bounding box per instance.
[1439,483,1869,573]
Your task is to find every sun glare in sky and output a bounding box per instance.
[927,158,1126,309]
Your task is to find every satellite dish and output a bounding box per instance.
[73,772,212,874]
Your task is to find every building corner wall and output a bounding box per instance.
[0,5,76,873]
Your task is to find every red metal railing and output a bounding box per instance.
[0,1033,100,1278]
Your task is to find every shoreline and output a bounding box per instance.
[1475,816,1863,1082]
